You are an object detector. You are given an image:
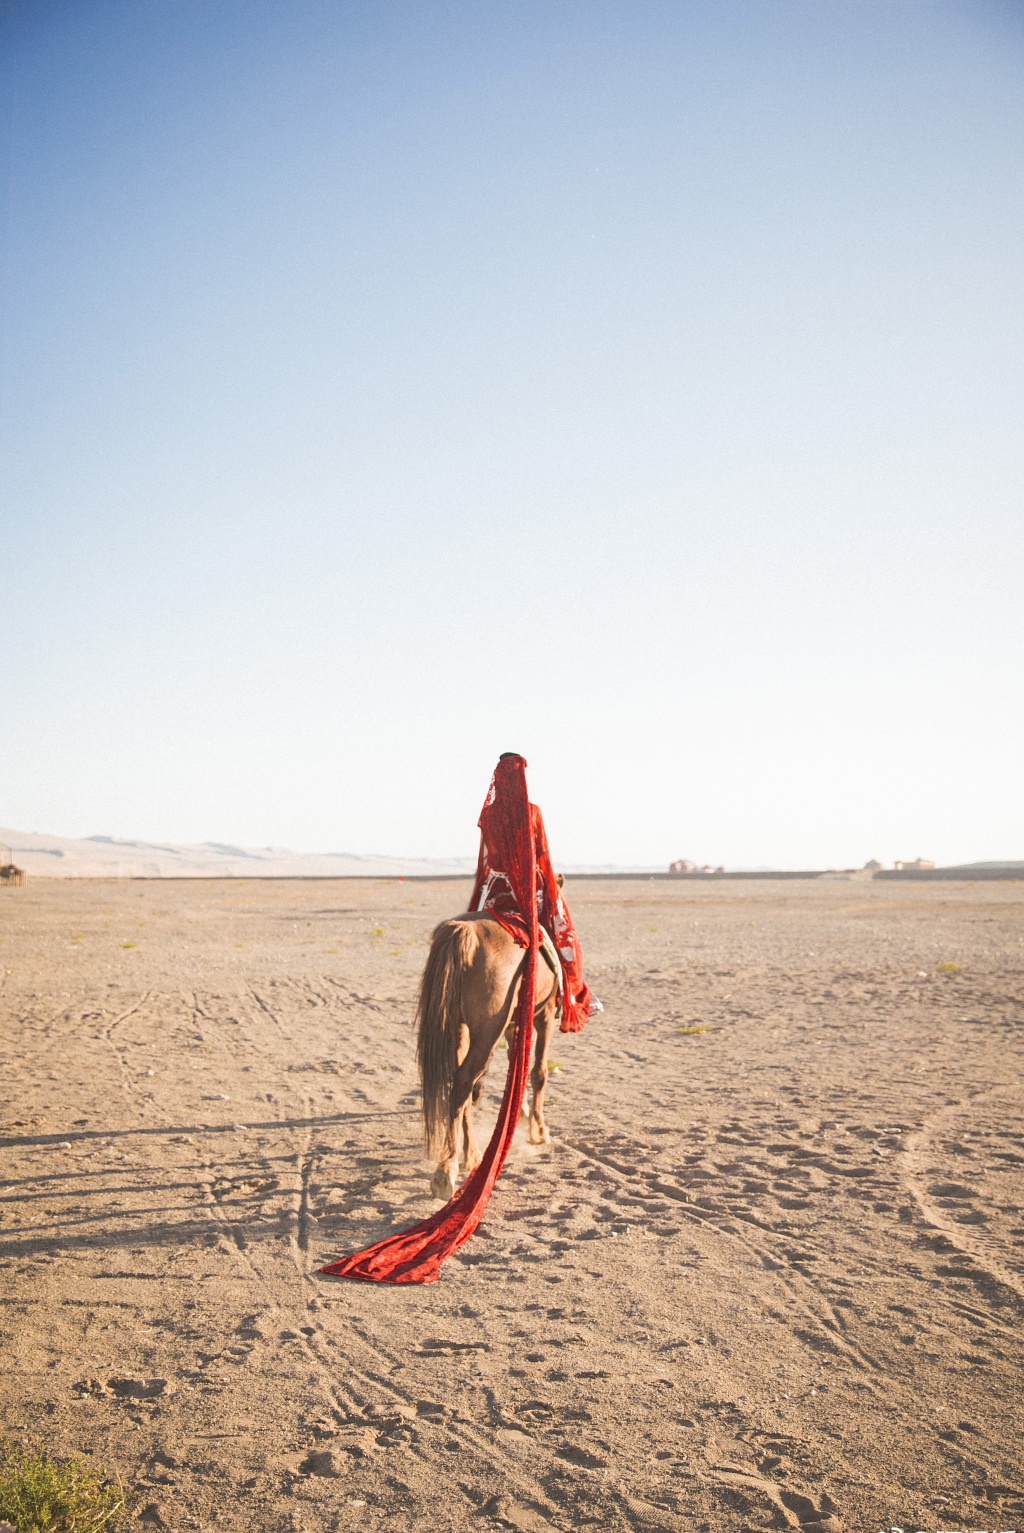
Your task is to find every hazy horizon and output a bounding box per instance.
[3,821,1019,877]
[3,2,1022,870]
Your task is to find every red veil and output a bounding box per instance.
[468,788,597,1034]
[319,755,597,1285]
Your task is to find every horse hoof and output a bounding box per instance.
[431,1166,457,1201]
[528,1124,551,1146]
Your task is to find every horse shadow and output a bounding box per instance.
[0,1108,427,1266]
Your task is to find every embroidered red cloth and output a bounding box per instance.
[319,754,540,1285]
[469,800,598,1033]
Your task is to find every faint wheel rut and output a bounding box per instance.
[561,1133,883,1381]
[282,1279,595,1528]
[100,991,154,1092]
[901,1083,1024,1305]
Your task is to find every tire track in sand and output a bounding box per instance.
[900,1083,1024,1306]
[562,1132,884,1381]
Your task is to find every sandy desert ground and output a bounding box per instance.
[0,875,1022,1533]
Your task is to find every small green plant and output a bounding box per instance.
[0,1438,125,1532]
[119,942,136,950]
[677,1024,709,1036]
[937,961,961,973]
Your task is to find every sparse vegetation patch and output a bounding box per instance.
[0,1439,125,1533]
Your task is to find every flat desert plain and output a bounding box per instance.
[1,876,1022,1533]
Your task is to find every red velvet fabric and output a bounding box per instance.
[318,754,539,1285]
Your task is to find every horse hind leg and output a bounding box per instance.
[528,989,558,1145]
[430,1130,460,1202]
[432,1039,496,1199]
[429,1023,472,1201]
[461,1077,486,1173]
[419,922,479,1201]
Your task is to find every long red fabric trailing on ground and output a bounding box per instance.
[318,754,540,1285]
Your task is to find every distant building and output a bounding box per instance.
[0,844,26,886]
[893,858,935,871]
[669,859,697,874]
[862,859,883,872]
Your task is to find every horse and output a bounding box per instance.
[416,911,561,1201]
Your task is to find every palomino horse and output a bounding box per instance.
[417,912,560,1201]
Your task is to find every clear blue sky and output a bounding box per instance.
[2,1,1022,868]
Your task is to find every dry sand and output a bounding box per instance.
[0,876,1022,1533]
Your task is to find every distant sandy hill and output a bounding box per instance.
[0,827,478,880]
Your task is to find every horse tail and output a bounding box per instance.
[417,919,477,1154]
